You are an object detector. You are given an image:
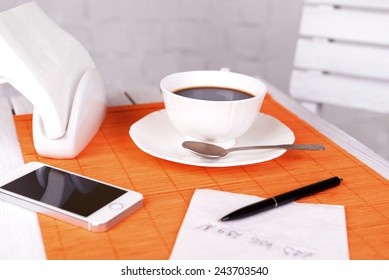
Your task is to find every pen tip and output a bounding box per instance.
[219,216,229,222]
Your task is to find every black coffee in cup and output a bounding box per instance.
[174,86,254,101]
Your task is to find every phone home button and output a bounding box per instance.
[109,203,123,210]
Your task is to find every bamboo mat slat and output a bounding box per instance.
[13,95,389,260]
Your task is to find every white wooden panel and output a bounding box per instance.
[106,90,133,106]
[289,70,389,113]
[306,0,389,9]
[0,83,21,97]
[300,6,389,45]
[127,87,163,104]
[10,95,34,115]
[294,39,389,80]
[0,97,46,259]
[266,81,389,179]
[0,97,24,175]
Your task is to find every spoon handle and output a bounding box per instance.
[228,144,326,152]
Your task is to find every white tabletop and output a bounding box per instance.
[0,85,388,259]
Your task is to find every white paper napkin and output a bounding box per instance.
[170,189,349,260]
[0,2,95,139]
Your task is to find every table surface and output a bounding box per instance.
[1,83,389,259]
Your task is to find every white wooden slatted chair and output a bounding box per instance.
[289,0,389,114]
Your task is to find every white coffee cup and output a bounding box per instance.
[160,70,267,148]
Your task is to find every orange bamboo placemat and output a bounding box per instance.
[14,95,389,260]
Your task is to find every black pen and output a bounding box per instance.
[220,176,343,221]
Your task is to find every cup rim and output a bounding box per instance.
[160,70,267,104]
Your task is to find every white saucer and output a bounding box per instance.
[129,110,295,167]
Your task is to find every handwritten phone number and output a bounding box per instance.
[213,266,268,276]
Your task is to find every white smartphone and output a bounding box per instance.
[0,162,143,232]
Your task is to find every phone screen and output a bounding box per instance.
[0,166,126,217]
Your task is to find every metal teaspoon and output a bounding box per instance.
[182,141,326,159]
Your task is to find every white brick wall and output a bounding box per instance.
[0,0,302,95]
